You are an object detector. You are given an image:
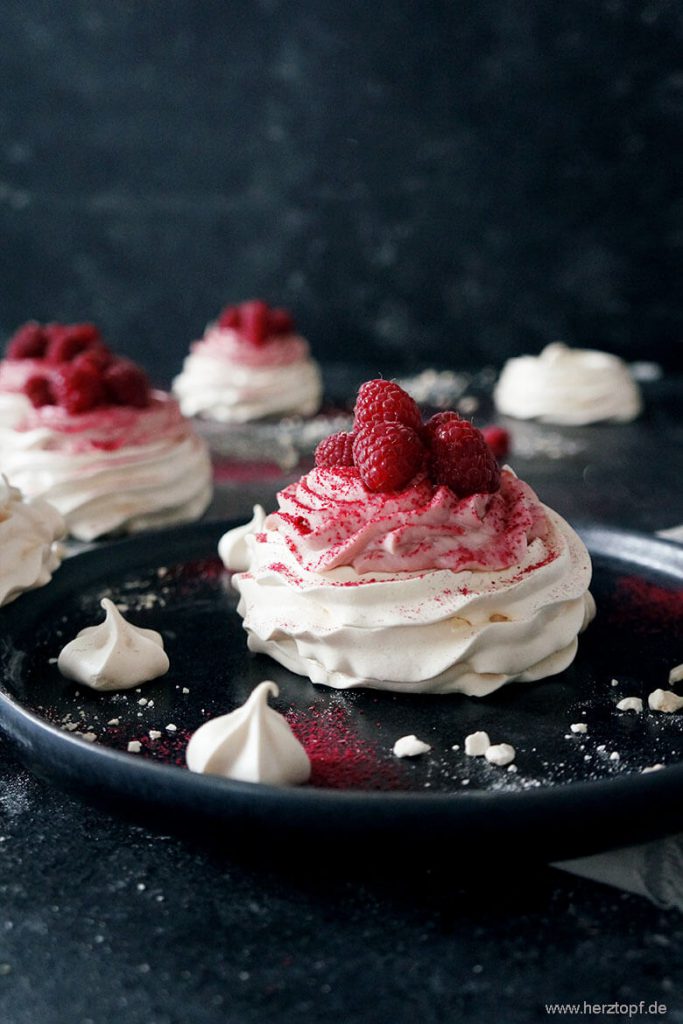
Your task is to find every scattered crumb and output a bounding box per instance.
[138,698,148,706]
[485,743,515,767]
[392,735,431,758]
[642,764,665,774]
[570,723,587,734]
[464,731,491,757]
[182,687,190,695]
[166,724,177,732]
[82,732,97,743]
[611,679,619,687]
[127,741,142,753]
[669,663,683,686]
[450,744,460,751]
[107,718,120,726]
[609,751,620,762]
[616,697,643,713]
[149,730,162,741]
[147,701,154,708]
[507,764,518,774]
[648,689,683,713]
[596,744,606,753]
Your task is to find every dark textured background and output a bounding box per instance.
[0,0,681,385]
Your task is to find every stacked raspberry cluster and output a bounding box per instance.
[218,300,295,346]
[6,321,151,415]
[315,379,505,497]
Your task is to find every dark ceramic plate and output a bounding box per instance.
[0,521,681,863]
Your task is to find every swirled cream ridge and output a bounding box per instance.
[0,392,213,541]
[220,467,595,697]
[0,474,65,607]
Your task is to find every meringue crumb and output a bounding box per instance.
[642,764,665,774]
[464,731,491,757]
[485,743,515,767]
[182,687,190,695]
[611,679,619,687]
[392,735,431,758]
[149,730,162,740]
[507,763,518,773]
[648,689,683,713]
[596,744,606,753]
[166,723,177,732]
[82,732,97,743]
[669,663,683,686]
[451,744,460,751]
[570,723,587,734]
[609,751,620,762]
[107,718,120,726]
[616,697,643,713]
[138,698,148,706]
[127,741,142,753]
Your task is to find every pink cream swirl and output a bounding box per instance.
[6,390,191,453]
[193,326,310,369]
[266,466,549,575]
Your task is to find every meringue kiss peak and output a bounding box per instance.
[219,379,595,696]
[172,299,323,423]
[0,320,213,540]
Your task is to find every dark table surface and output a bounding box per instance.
[0,367,682,1024]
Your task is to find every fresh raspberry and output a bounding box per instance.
[314,431,356,468]
[53,363,107,414]
[239,300,270,346]
[24,374,55,408]
[268,307,295,335]
[71,343,114,373]
[481,425,510,460]
[103,359,151,408]
[45,322,102,364]
[422,410,463,443]
[6,322,49,360]
[352,422,425,492]
[353,380,422,434]
[218,305,241,329]
[427,417,500,497]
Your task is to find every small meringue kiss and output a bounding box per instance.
[57,598,170,691]
[185,680,311,785]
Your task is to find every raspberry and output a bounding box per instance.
[422,410,463,443]
[268,307,295,335]
[239,300,270,346]
[6,321,49,360]
[315,431,356,468]
[72,343,114,373]
[103,360,151,408]
[53,363,107,414]
[481,425,510,460]
[426,417,500,497]
[353,422,425,492]
[353,380,422,434]
[46,322,102,364]
[219,305,241,329]
[24,374,55,408]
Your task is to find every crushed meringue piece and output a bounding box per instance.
[641,764,665,774]
[648,689,683,713]
[616,697,643,713]
[392,735,432,758]
[464,731,491,757]
[668,663,683,686]
[127,740,142,753]
[485,743,516,767]
[570,723,587,734]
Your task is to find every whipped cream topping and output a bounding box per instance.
[269,467,547,574]
[185,680,311,785]
[494,342,642,424]
[0,392,213,540]
[220,469,596,697]
[57,598,169,691]
[172,325,323,423]
[0,474,65,608]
